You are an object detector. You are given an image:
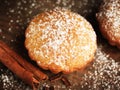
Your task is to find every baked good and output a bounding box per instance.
[96,0,120,48]
[25,8,97,74]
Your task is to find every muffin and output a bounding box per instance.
[25,8,97,74]
[96,0,120,48]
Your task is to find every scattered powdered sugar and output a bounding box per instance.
[0,67,31,90]
[79,46,120,90]
[25,7,97,72]
[0,29,2,33]
[0,0,99,43]
[56,0,75,9]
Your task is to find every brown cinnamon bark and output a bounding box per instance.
[0,40,48,80]
[0,40,48,90]
[61,76,71,87]
[49,73,62,82]
[0,47,39,89]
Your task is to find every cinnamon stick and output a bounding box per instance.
[0,47,39,89]
[49,73,62,82]
[61,76,71,87]
[0,40,48,89]
[0,40,48,80]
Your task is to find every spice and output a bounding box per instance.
[61,76,71,87]
[49,73,62,82]
[0,40,48,90]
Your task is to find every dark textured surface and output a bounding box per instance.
[0,0,120,90]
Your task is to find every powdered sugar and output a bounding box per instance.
[0,29,2,33]
[80,46,120,90]
[64,43,120,90]
[0,0,98,43]
[0,67,31,90]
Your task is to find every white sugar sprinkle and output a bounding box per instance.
[10,20,13,23]
[2,36,6,39]
[8,28,12,31]
[9,9,14,13]
[80,47,120,89]
[0,28,2,33]
[0,69,31,90]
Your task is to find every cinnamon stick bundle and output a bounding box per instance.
[0,40,48,90]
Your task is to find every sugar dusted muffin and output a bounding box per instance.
[96,0,120,48]
[25,8,97,74]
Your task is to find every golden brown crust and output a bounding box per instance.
[96,0,120,48]
[25,7,97,74]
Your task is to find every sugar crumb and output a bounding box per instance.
[80,47,120,89]
[0,28,2,33]
[8,28,12,31]
[2,36,6,39]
